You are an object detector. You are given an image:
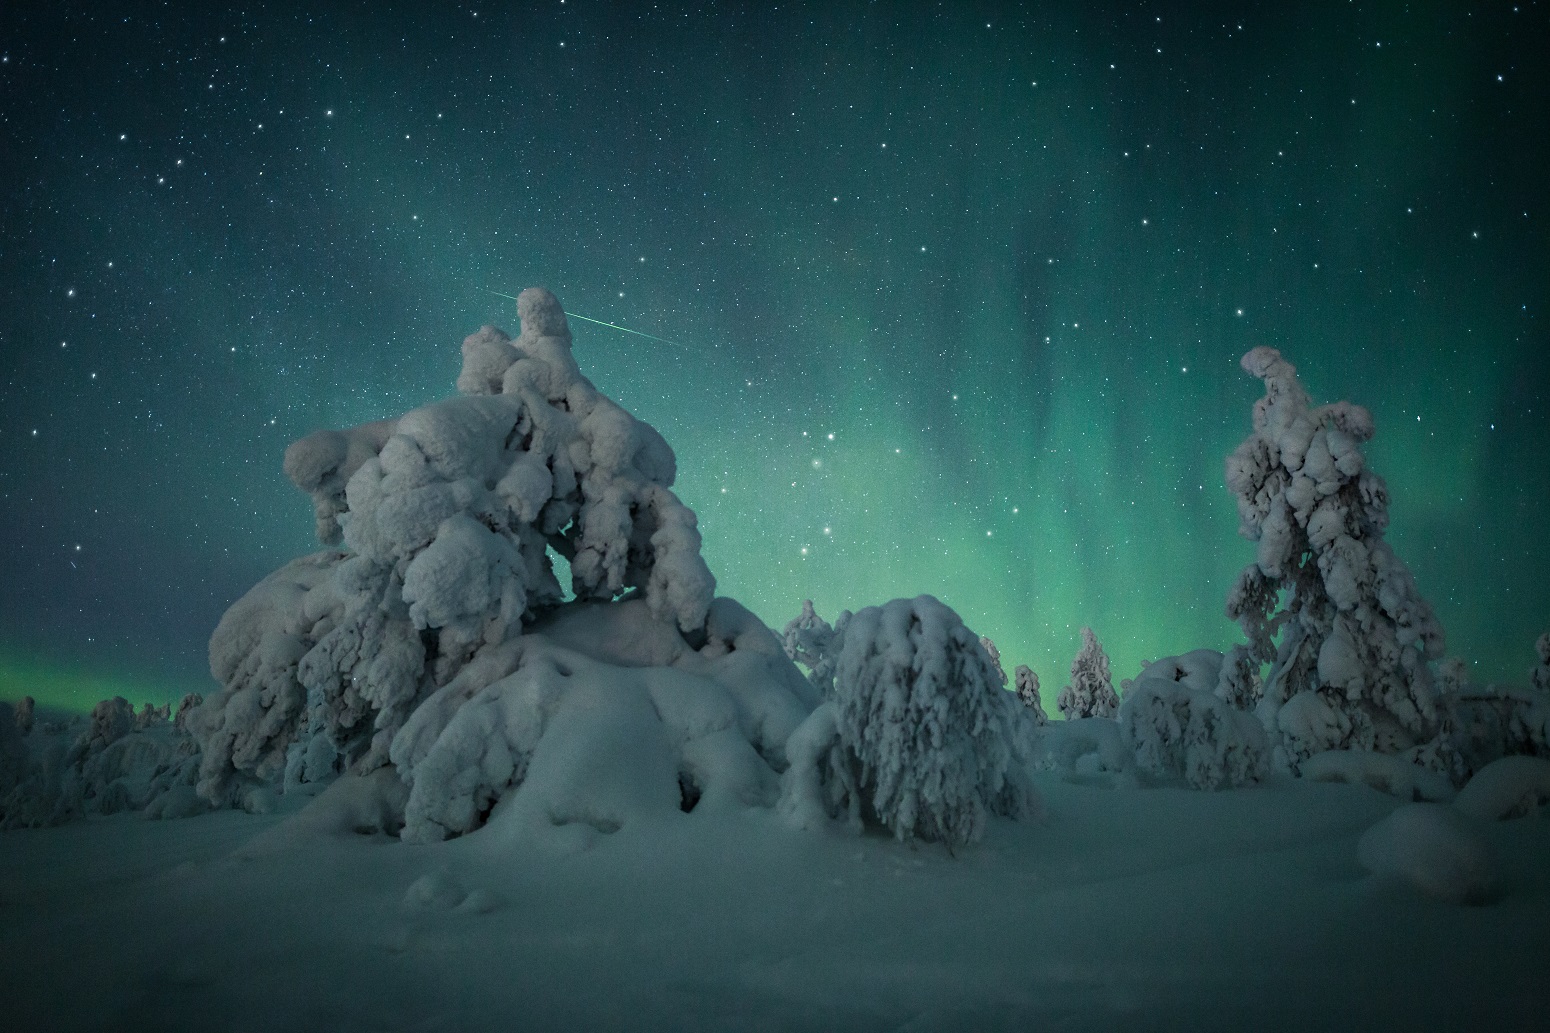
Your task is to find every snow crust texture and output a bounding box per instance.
[785,596,1039,849]
[1226,347,1444,768]
[191,289,720,806]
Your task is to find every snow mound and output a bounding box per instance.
[392,596,817,843]
[1454,755,1550,821]
[1357,803,1498,905]
[1119,650,1269,789]
[190,288,722,804]
[1033,717,1130,778]
[781,596,1040,848]
[1301,749,1455,802]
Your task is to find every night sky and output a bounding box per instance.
[2,1,1546,713]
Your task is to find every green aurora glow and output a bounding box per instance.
[1,3,1544,713]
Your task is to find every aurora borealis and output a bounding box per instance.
[1,2,1545,712]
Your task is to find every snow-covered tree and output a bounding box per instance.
[1057,627,1117,720]
[190,288,720,803]
[1533,632,1550,694]
[781,600,848,696]
[186,288,822,845]
[1224,347,1445,768]
[782,596,1038,849]
[1013,665,1048,725]
[1120,651,1269,790]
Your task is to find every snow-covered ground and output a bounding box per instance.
[3,772,1544,1033]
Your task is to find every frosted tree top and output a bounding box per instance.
[279,287,716,637]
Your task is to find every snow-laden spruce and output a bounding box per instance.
[188,289,823,841]
[1224,347,1444,769]
[780,596,1039,849]
[1057,627,1117,720]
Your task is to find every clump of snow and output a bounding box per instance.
[781,599,848,696]
[1224,347,1445,769]
[190,288,724,806]
[782,596,1039,849]
[1300,749,1455,802]
[1357,803,1498,905]
[1013,665,1047,725]
[1453,755,1550,821]
[1057,627,1117,720]
[1119,650,1269,790]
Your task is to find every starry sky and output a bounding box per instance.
[2,1,1546,713]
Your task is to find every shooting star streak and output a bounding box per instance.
[482,288,688,350]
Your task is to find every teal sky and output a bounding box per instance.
[1,2,1545,712]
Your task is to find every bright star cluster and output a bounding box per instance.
[0,2,1545,711]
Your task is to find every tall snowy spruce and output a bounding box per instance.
[1224,347,1445,769]
[1057,627,1118,720]
[779,596,1039,849]
[187,288,821,841]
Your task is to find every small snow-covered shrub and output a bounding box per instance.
[1057,627,1117,720]
[1119,650,1269,789]
[1014,665,1047,725]
[1224,347,1445,768]
[794,596,1039,849]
